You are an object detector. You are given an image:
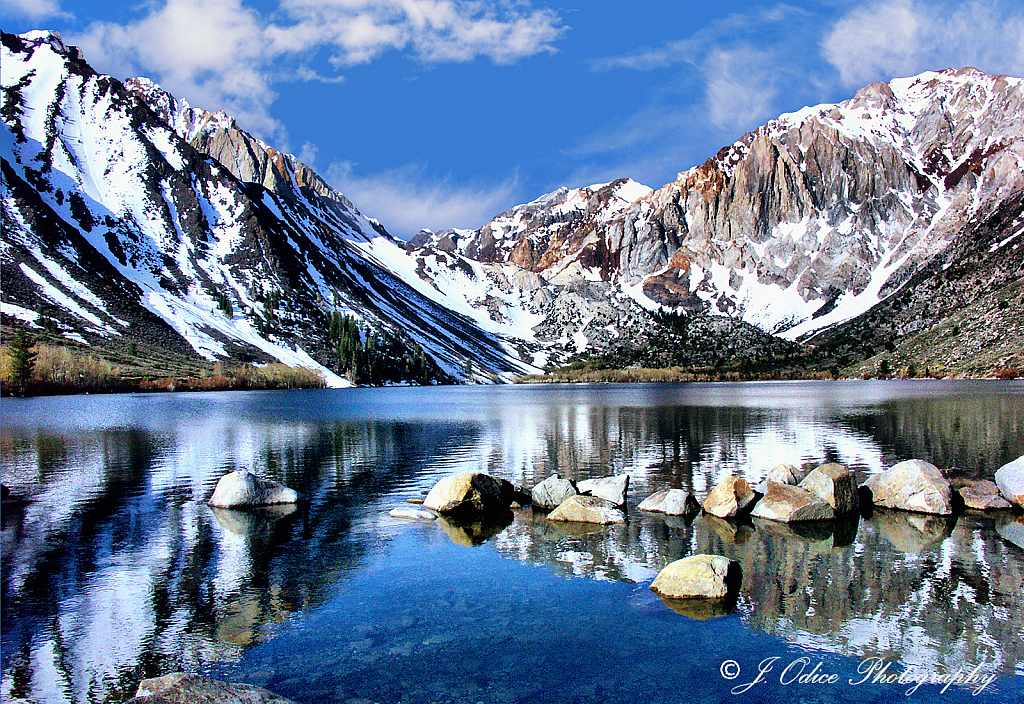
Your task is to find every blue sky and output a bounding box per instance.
[3,1,1024,238]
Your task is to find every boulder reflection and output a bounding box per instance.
[491,506,1024,677]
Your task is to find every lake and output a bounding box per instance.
[2,381,1023,703]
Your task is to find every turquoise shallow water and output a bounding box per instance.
[2,381,1023,703]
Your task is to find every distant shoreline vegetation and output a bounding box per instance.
[0,336,326,397]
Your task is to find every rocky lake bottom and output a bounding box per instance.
[2,381,1023,703]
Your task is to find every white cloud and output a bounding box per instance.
[72,0,286,142]
[588,4,812,133]
[297,141,319,166]
[325,160,520,238]
[703,47,779,132]
[69,0,565,143]
[276,0,566,67]
[0,0,69,21]
[823,0,1024,88]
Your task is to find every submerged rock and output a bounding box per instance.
[577,474,630,506]
[423,472,514,516]
[650,554,741,599]
[127,673,296,703]
[531,474,578,510]
[388,507,436,520]
[995,455,1024,507]
[702,476,756,518]
[751,482,835,522]
[209,470,299,508]
[547,495,625,524]
[863,460,953,514]
[799,463,859,513]
[638,489,700,516]
[699,514,754,544]
[954,479,1012,510]
[653,593,736,620]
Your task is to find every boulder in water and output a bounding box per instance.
[209,470,298,508]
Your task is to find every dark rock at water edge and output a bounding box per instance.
[799,463,859,514]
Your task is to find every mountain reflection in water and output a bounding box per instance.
[1,382,1023,704]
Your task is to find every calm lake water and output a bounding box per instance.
[2,381,1023,704]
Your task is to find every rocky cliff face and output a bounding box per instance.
[408,68,1023,369]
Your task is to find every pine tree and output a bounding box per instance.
[9,327,37,393]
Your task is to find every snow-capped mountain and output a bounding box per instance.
[3,29,1022,382]
[1,30,539,384]
[409,68,1023,360]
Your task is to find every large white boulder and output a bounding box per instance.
[423,472,514,515]
[531,474,578,510]
[863,460,953,514]
[995,455,1024,507]
[209,470,298,508]
[577,474,630,506]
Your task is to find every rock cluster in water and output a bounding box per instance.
[377,455,1024,600]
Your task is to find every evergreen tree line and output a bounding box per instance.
[327,312,445,385]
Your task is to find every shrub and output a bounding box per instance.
[993,368,1020,379]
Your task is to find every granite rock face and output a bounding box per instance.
[409,68,1024,359]
[799,463,859,513]
[995,455,1024,507]
[638,489,700,516]
[423,473,515,516]
[650,554,741,599]
[751,482,836,523]
[547,495,625,524]
[864,460,954,514]
[577,474,630,506]
[702,476,756,518]
[530,474,578,510]
[950,477,1013,510]
[209,471,298,508]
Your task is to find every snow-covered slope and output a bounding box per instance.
[1,30,536,383]
[407,68,1023,357]
[3,28,1022,380]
